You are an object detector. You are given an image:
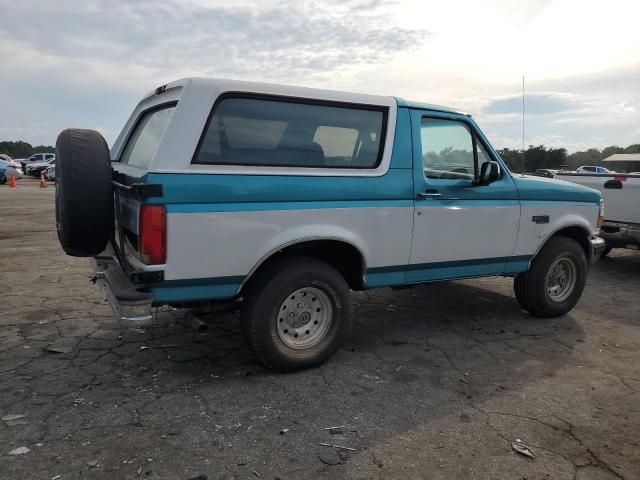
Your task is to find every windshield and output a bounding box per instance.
[119,104,176,169]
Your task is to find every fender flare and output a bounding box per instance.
[238,235,369,291]
[530,223,593,265]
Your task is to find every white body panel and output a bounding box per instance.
[557,174,640,225]
[105,76,603,302]
[411,203,520,263]
[111,78,397,178]
[513,202,600,256]
[165,206,414,281]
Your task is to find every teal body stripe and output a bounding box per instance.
[167,200,413,213]
[164,199,597,213]
[365,255,531,288]
[148,255,532,301]
[151,283,241,303]
[150,275,244,303]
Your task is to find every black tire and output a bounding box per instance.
[601,245,612,257]
[0,174,6,185]
[517,237,587,318]
[55,129,114,257]
[241,256,352,371]
[513,271,530,312]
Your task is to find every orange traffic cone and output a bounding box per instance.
[39,172,47,188]
[9,175,16,188]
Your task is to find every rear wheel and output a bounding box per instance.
[600,245,612,257]
[241,256,352,371]
[514,237,587,318]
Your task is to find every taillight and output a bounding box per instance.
[139,205,166,265]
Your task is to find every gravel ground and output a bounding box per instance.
[1,178,639,480]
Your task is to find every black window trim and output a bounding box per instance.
[191,92,389,170]
[114,101,178,163]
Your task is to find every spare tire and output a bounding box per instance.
[55,129,114,256]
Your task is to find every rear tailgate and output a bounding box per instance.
[556,173,640,224]
[111,177,165,281]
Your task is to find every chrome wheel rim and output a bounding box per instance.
[276,287,333,350]
[546,256,577,302]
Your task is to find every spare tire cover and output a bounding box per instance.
[55,129,114,256]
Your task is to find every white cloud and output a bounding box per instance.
[0,0,638,152]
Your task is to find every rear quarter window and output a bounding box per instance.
[119,104,176,168]
[193,96,386,169]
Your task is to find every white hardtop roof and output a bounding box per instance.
[142,77,464,114]
[602,153,640,162]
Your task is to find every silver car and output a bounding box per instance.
[45,164,56,180]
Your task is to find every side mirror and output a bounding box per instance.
[477,161,501,185]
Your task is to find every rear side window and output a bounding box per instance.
[120,104,176,168]
[193,97,386,168]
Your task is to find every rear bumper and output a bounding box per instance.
[589,235,606,263]
[91,255,154,327]
[599,222,640,250]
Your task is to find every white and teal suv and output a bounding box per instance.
[54,78,605,371]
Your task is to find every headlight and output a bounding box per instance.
[598,199,605,227]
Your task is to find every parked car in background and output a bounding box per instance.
[21,153,55,171]
[54,77,605,371]
[25,158,55,177]
[556,171,640,255]
[0,157,24,179]
[45,164,55,180]
[0,163,6,184]
[533,168,557,178]
[576,166,612,174]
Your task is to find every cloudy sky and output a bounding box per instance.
[1,0,639,152]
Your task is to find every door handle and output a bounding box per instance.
[417,190,442,200]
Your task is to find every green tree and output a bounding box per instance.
[496,147,522,171]
[497,145,567,173]
[0,141,55,159]
[601,145,624,159]
[623,144,640,154]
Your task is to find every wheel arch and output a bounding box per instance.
[533,224,593,263]
[239,236,368,293]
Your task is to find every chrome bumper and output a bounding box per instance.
[589,235,606,263]
[91,256,154,327]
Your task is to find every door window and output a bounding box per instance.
[421,118,476,180]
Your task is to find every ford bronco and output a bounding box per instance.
[54,78,605,371]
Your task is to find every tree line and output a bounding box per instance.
[498,143,640,173]
[0,141,55,159]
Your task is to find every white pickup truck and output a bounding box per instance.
[555,172,640,255]
[54,78,606,371]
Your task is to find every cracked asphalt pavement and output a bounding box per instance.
[1,179,639,480]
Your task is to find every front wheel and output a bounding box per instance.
[514,236,587,318]
[240,256,352,371]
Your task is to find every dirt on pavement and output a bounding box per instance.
[1,178,639,480]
